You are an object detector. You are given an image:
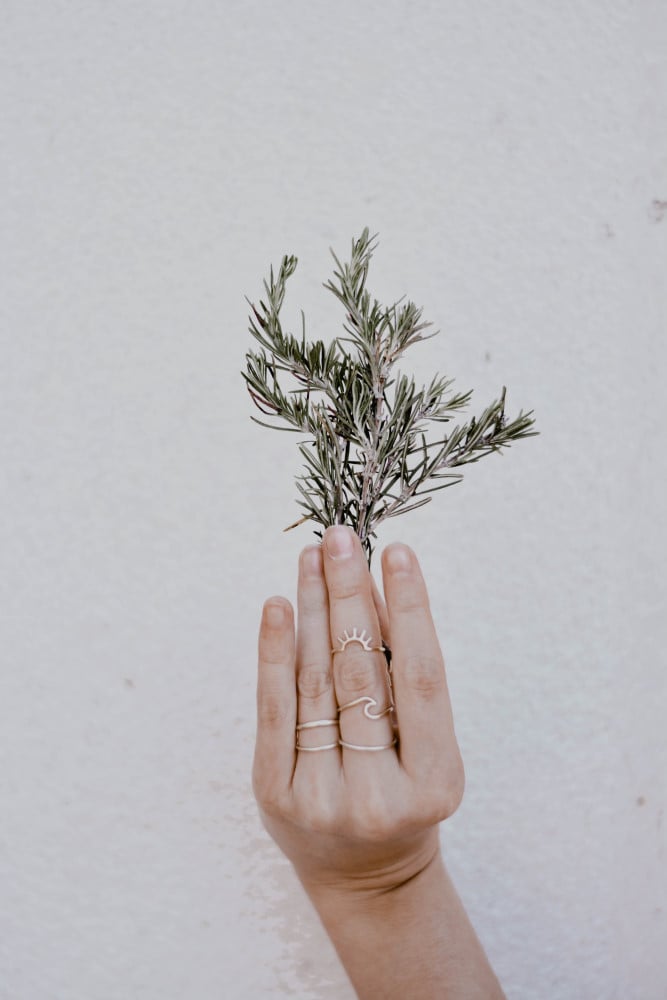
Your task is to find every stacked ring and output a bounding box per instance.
[295,633,396,751]
[336,693,395,751]
[295,718,338,752]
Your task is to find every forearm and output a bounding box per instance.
[303,849,505,1000]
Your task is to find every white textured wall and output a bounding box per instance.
[2,3,666,998]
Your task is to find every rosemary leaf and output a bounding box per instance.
[243,229,537,564]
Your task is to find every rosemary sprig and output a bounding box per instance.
[243,228,537,563]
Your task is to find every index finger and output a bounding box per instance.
[381,543,462,789]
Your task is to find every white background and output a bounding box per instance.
[1,2,666,998]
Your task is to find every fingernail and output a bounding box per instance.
[386,544,413,573]
[325,525,354,560]
[264,601,286,627]
[301,545,322,577]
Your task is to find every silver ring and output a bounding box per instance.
[295,717,338,752]
[339,738,398,752]
[296,718,338,731]
[296,741,339,752]
[338,695,394,720]
[331,627,385,655]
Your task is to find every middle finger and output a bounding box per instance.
[322,526,396,773]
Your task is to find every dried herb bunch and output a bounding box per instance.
[243,229,537,564]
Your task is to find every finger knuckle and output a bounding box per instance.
[445,755,466,814]
[426,760,465,821]
[299,588,327,616]
[258,798,287,827]
[338,653,376,692]
[348,792,400,842]
[297,663,332,701]
[256,690,290,728]
[394,588,426,614]
[329,576,366,602]
[252,771,287,817]
[352,809,393,843]
[298,797,341,837]
[400,654,445,696]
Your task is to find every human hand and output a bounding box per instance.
[252,524,464,900]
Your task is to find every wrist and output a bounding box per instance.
[298,849,506,1000]
[299,835,444,918]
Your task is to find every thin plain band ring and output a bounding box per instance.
[296,741,339,752]
[295,718,338,752]
[339,738,398,752]
[295,719,338,731]
[338,695,394,720]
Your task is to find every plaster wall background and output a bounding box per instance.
[1,2,666,998]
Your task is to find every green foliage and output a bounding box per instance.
[243,229,537,563]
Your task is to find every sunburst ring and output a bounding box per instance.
[331,627,386,655]
[338,695,394,721]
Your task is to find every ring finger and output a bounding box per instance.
[295,545,340,775]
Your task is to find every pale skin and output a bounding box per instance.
[252,524,506,999]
